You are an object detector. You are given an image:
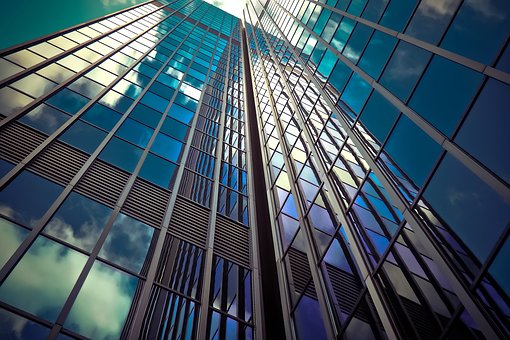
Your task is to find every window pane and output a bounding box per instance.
[139,153,177,188]
[0,306,50,338]
[0,218,29,268]
[99,213,155,274]
[44,192,112,252]
[81,103,122,132]
[160,116,189,141]
[99,137,143,173]
[358,31,397,79]
[64,261,138,338]
[0,170,63,227]
[19,103,70,135]
[150,133,183,163]
[379,0,416,32]
[358,91,399,143]
[59,121,107,154]
[46,88,89,115]
[0,236,87,322]
[116,118,154,148]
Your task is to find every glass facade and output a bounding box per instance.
[0,0,508,339]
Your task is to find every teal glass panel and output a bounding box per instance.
[330,18,355,52]
[379,0,417,32]
[405,0,460,45]
[409,56,482,136]
[359,91,399,143]
[380,42,431,102]
[59,120,107,154]
[358,31,397,79]
[441,0,510,64]
[99,137,143,173]
[64,261,138,339]
[99,213,155,274]
[141,91,169,113]
[489,237,510,296]
[384,115,441,186]
[150,133,183,163]
[116,118,154,148]
[322,13,341,43]
[0,307,50,339]
[81,103,122,132]
[317,49,337,78]
[347,0,367,16]
[313,8,331,35]
[0,170,62,227]
[44,192,112,252]
[0,218,29,268]
[99,91,134,113]
[343,24,373,64]
[19,103,70,135]
[168,103,195,124]
[328,60,351,94]
[139,153,177,188]
[149,81,175,100]
[46,88,89,115]
[0,236,87,322]
[129,103,162,128]
[361,0,388,22]
[455,79,510,183]
[339,73,372,117]
[160,116,189,141]
[424,155,510,261]
[174,93,198,112]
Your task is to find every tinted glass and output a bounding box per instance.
[359,91,399,143]
[150,133,183,162]
[379,0,417,32]
[358,31,397,79]
[139,153,177,188]
[19,103,70,135]
[116,118,154,148]
[59,120,107,154]
[0,308,50,339]
[46,88,89,115]
[81,103,122,132]
[0,218,29,268]
[99,137,143,172]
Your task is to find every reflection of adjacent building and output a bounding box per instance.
[1,0,510,339]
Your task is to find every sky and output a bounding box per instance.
[0,0,246,51]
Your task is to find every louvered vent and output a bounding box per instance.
[0,123,46,164]
[75,159,130,208]
[287,248,317,299]
[122,178,170,228]
[214,215,251,268]
[27,141,88,186]
[168,196,210,247]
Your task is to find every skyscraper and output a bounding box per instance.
[0,0,509,339]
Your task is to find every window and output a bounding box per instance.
[59,120,107,154]
[19,103,70,135]
[99,137,143,172]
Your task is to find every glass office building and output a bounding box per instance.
[0,0,509,339]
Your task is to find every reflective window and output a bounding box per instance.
[11,73,57,98]
[330,18,355,52]
[384,115,441,186]
[81,103,122,132]
[139,153,177,188]
[0,236,87,322]
[339,73,371,117]
[0,170,63,227]
[64,261,138,339]
[409,56,482,136]
[358,31,397,80]
[328,60,352,94]
[380,42,431,102]
[59,120,107,154]
[379,0,417,32]
[361,0,389,22]
[424,155,510,261]
[99,213,155,274]
[0,158,14,178]
[0,87,33,117]
[19,103,70,135]
[99,137,143,173]
[44,192,112,252]
[0,218,29,268]
[343,24,373,64]
[358,91,399,143]
[160,116,189,141]
[455,79,510,184]
[150,133,183,163]
[141,91,169,113]
[68,77,105,99]
[489,237,510,297]
[293,295,327,340]
[99,91,134,113]
[129,103,162,128]
[46,88,90,115]
[440,0,510,64]
[0,307,50,339]
[168,103,195,125]
[116,118,154,148]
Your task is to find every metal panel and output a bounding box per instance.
[214,215,251,268]
[0,123,46,164]
[168,196,210,248]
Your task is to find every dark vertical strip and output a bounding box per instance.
[241,26,286,339]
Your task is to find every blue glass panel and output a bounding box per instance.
[328,60,351,94]
[99,137,143,173]
[324,238,352,273]
[129,103,162,128]
[99,91,134,113]
[343,24,373,64]
[0,218,29,268]
[141,91,169,113]
[174,93,198,112]
[339,73,372,117]
[160,117,189,141]
[358,31,397,79]
[0,158,14,178]
[59,120,107,154]
[359,91,399,143]
[116,118,154,148]
[489,237,510,296]
[81,103,122,132]
[409,56,482,136]
[46,88,89,115]
[347,0,367,16]
[424,155,510,261]
[149,81,175,100]
[139,153,177,188]
[384,115,441,186]
[455,79,510,183]
[0,170,62,227]
[405,0,460,45]
[44,192,112,252]
[99,213,155,274]
[0,308,50,339]
[19,103,70,135]
[330,18,355,52]
[380,42,431,102]
[379,0,417,32]
[168,103,195,125]
[441,0,510,64]
[64,261,138,339]
[150,133,183,163]
[294,295,328,340]
[0,236,87,322]
[361,0,388,22]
